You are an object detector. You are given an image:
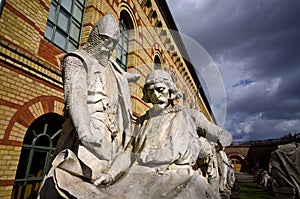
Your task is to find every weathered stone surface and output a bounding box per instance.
[38,16,233,199]
[92,70,232,198]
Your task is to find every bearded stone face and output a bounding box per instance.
[146,82,170,109]
[142,70,182,104]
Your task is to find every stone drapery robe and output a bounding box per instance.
[39,99,231,198]
[38,49,134,199]
[48,105,230,199]
[98,105,232,199]
[56,49,132,161]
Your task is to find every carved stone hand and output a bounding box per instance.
[93,173,114,186]
[81,135,103,147]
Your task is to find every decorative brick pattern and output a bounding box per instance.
[9,122,27,143]
[38,39,65,67]
[28,101,44,119]
[54,101,64,116]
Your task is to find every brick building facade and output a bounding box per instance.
[0,0,214,198]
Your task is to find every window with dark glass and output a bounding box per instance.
[44,0,85,52]
[116,14,130,71]
[12,113,64,199]
[0,0,5,17]
[154,55,162,69]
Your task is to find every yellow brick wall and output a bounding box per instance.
[0,145,22,198]
[0,104,17,140]
[0,0,48,54]
[0,46,64,197]
[0,63,62,105]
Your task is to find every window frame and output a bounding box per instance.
[116,16,130,71]
[154,54,162,69]
[44,0,85,52]
[12,113,64,199]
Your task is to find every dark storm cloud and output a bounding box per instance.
[277,71,300,100]
[167,0,300,141]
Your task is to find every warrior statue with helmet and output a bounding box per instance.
[38,14,139,199]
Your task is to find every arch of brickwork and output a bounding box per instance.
[0,96,64,191]
[2,96,64,145]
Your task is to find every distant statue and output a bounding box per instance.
[91,70,232,199]
[270,142,300,198]
[226,160,235,191]
[259,170,271,190]
[38,14,139,199]
[197,141,236,198]
[197,139,220,192]
[217,147,235,198]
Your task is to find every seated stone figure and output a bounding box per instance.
[92,70,232,199]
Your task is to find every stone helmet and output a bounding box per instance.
[142,70,182,103]
[87,14,120,47]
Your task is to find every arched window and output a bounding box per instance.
[154,55,162,69]
[116,12,132,71]
[12,113,64,199]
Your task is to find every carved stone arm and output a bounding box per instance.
[188,109,232,147]
[125,72,140,83]
[63,55,92,139]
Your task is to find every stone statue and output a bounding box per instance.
[226,160,235,191]
[270,142,300,198]
[57,13,139,161]
[38,14,139,198]
[217,147,235,198]
[91,70,232,199]
[197,139,220,192]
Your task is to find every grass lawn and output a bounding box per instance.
[239,182,275,199]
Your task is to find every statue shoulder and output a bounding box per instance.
[62,50,91,71]
[182,106,199,116]
[181,106,207,123]
[109,58,125,75]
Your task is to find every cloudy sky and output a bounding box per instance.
[166,0,300,141]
